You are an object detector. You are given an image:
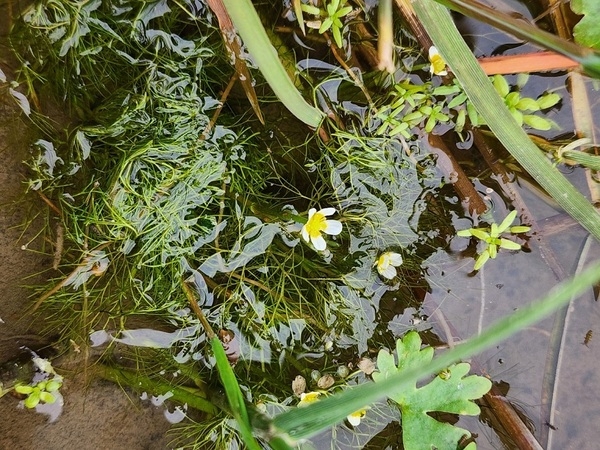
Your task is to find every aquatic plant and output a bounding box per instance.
[373,332,490,450]
[300,0,355,48]
[8,0,600,448]
[457,210,531,271]
[300,207,343,250]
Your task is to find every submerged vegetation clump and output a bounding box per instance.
[6,0,600,449]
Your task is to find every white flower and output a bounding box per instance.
[375,251,403,279]
[347,409,366,426]
[301,208,343,251]
[428,46,448,76]
[298,391,321,407]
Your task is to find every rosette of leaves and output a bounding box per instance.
[433,74,561,132]
[300,0,354,48]
[457,210,530,271]
[15,378,63,409]
[372,331,491,450]
[374,81,450,138]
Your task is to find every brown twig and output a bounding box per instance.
[204,0,265,124]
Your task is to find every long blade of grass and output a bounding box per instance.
[210,337,262,450]
[270,259,600,442]
[411,0,600,243]
[182,280,262,450]
[220,0,324,128]
[429,0,600,78]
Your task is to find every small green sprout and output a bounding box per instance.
[300,0,353,48]
[15,378,63,409]
[457,210,530,270]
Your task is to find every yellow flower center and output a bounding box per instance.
[305,212,327,238]
[377,253,390,270]
[430,54,446,75]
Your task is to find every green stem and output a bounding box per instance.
[96,364,217,414]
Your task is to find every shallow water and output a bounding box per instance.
[1,0,599,449]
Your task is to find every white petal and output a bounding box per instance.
[381,265,397,279]
[307,208,317,219]
[324,219,343,236]
[429,46,439,58]
[311,234,327,251]
[301,226,310,243]
[347,414,361,426]
[389,252,403,266]
[319,207,337,217]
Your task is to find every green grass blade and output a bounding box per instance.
[271,260,600,442]
[220,0,324,127]
[211,337,262,450]
[412,0,600,242]
[562,150,600,170]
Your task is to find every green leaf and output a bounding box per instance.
[516,97,540,112]
[473,250,490,270]
[470,228,490,241]
[337,6,353,17]
[319,17,333,33]
[14,384,33,395]
[221,0,324,127]
[492,74,509,97]
[372,332,492,450]
[39,391,56,404]
[448,92,467,108]
[509,225,531,234]
[497,210,517,233]
[332,24,343,47]
[572,0,600,50]
[504,91,521,108]
[434,85,461,96]
[24,389,41,409]
[211,337,262,450]
[45,379,63,392]
[490,223,499,238]
[536,93,561,109]
[300,4,321,16]
[488,243,497,259]
[522,114,553,131]
[499,238,522,250]
[561,150,600,170]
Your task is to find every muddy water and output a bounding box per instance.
[0,3,172,448]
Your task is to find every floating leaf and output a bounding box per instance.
[372,332,491,450]
[536,93,561,109]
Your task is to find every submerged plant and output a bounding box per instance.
[11,0,593,447]
[457,210,530,270]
